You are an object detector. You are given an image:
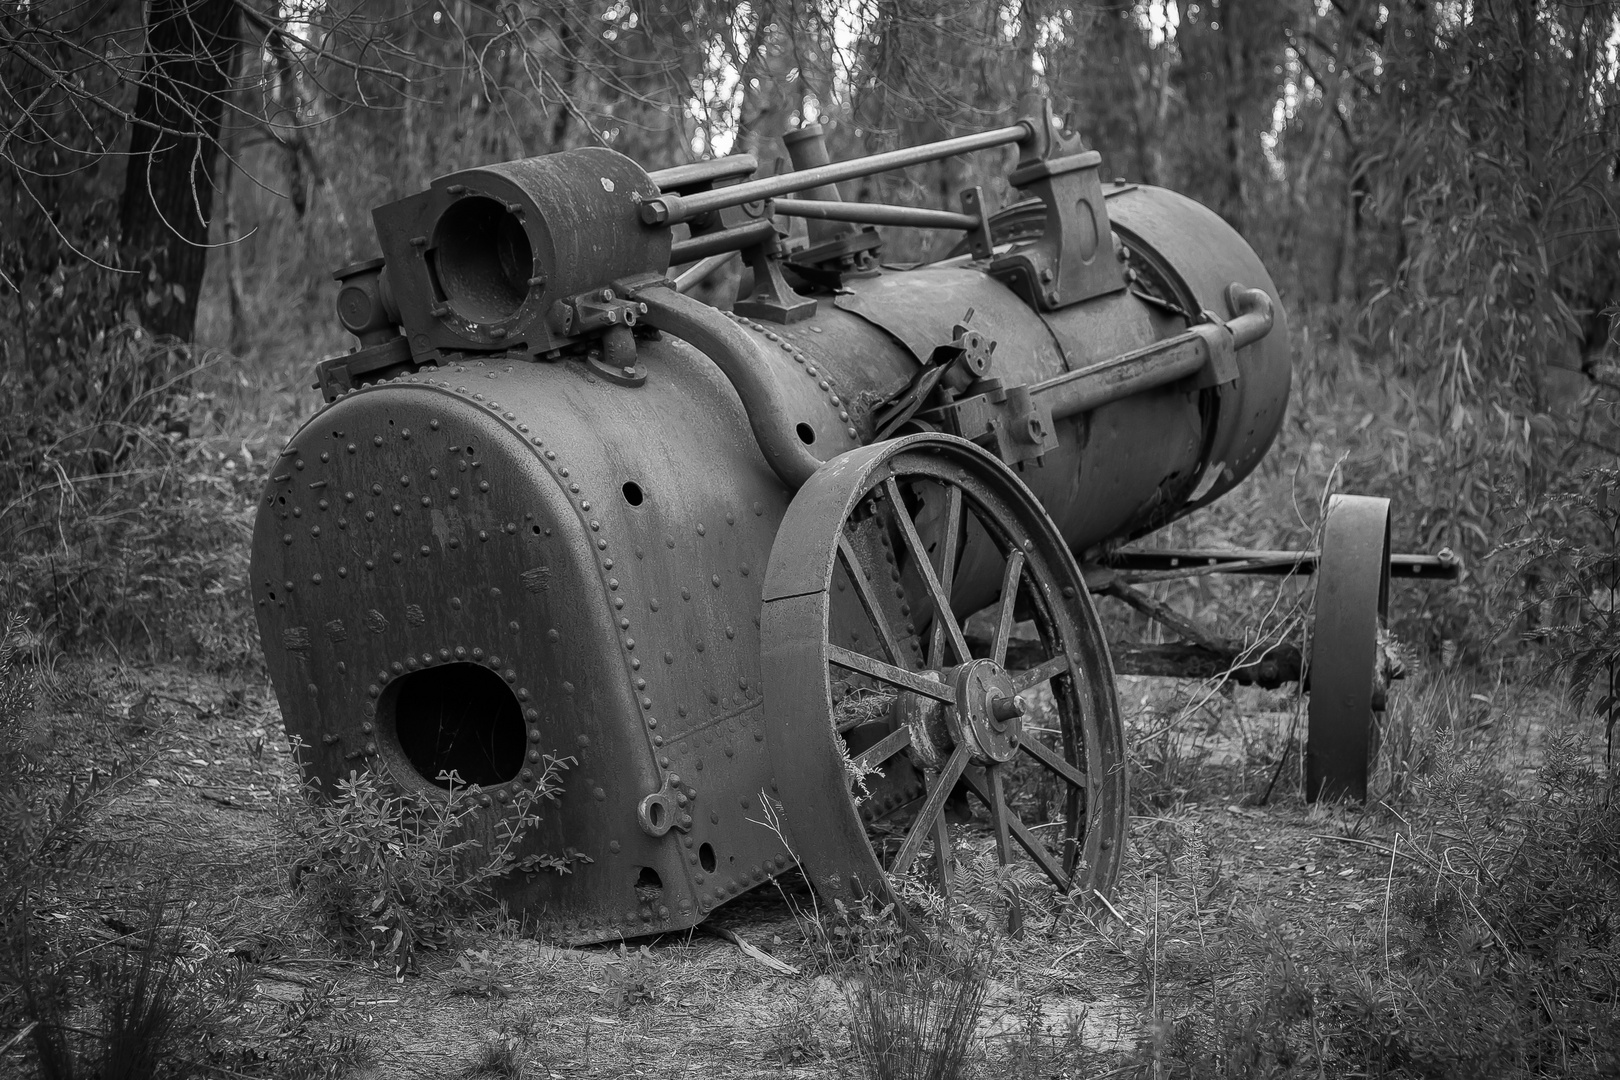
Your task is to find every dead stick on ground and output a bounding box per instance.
[1,1021,38,1056]
[701,926,799,976]
[1311,833,1418,860]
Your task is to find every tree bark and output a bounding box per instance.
[118,0,241,343]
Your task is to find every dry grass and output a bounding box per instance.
[0,647,1612,1078]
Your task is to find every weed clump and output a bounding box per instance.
[0,611,37,780]
[6,891,253,1080]
[286,756,571,974]
[846,954,989,1080]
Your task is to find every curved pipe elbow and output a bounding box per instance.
[1225,285,1275,349]
[632,285,826,490]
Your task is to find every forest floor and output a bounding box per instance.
[4,651,1585,1080]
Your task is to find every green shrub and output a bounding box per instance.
[286,757,570,975]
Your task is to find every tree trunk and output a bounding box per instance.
[118,0,241,343]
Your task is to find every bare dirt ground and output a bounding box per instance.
[4,655,1496,1080]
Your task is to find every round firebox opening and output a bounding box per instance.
[432,195,534,324]
[378,662,526,789]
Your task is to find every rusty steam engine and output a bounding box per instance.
[251,99,1322,944]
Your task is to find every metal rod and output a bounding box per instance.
[1036,285,1277,421]
[641,123,1031,226]
[667,218,776,264]
[1039,335,1208,421]
[773,198,980,231]
[674,251,737,294]
[648,154,758,192]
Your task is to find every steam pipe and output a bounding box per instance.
[640,124,1031,227]
[631,284,825,488]
[1037,285,1276,421]
[781,125,857,247]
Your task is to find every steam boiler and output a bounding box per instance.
[252,97,1398,945]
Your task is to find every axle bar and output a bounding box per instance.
[970,632,1304,689]
[1102,546,1462,581]
[640,124,1031,227]
[772,198,981,232]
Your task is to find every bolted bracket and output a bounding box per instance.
[313,337,414,402]
[1188,318,1241,388]
[872,319,997,440]
[637,772,694,837]
[990,96,1126,312]
[959,187,995,261]
[733,231,818,324]
[927,377,1059,466]
[551,286,646,338]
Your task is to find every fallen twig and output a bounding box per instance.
[0,1021,38,1057]
[702,926,799,975]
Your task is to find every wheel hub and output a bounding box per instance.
[898,658,1025,768]
[949,658,1024,763]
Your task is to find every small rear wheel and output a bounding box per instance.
[1306,494,1392,801]
[761,434,1128,924]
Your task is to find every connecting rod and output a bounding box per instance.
[639,124,1031,227]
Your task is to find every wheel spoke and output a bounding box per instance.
[987,763,1024,935]
[925,483,964,670]
[989,550,1026,666]
[1020,735,1088,792]
[891,745,969,876]
[1011,651,1071,692]
[884,477,971,666]
[836,533,905,666]
[964,766,1073,893]
[931,812,954,901]
[826,644,956,703]
[852,725,911,772]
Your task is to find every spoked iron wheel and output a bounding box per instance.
[761,434,1127,925]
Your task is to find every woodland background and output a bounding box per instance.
[1,0,1618,663]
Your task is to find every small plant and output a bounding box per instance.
[286,753,571,975]
[601,943,662,1012]
[0,611,36,778]
[5,889,251,1080]
[845,950,989,1080]
[461,1028,535,1080]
